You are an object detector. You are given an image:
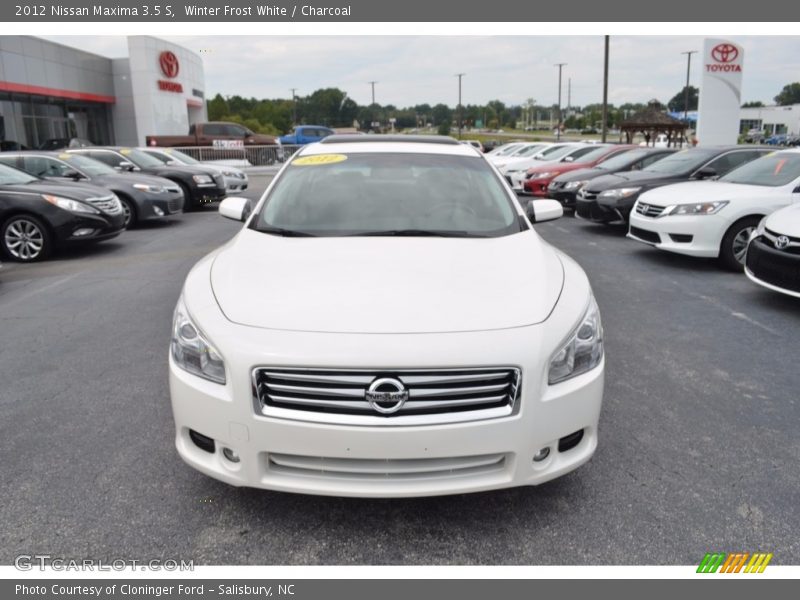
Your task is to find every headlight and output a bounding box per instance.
[170,297,226,384]
[528,171,554,180]
[665,201,729,216]
[564,180,588,190]
[192,174,214,184]
[548,295,604,385]
[132,183,166,193]
[42,194,99,214]
[598,187,641,199]
[221,170,236,177]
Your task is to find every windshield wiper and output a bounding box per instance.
[258,226,317,237]
[347,229,487,238]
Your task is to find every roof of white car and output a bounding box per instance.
[297,135,481,157]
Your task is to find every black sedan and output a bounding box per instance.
[575,146,772,224]
[0,162,125,262]
[0,152,184,228]
[66,147,227,210]
[546,147,676,209]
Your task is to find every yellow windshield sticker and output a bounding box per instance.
[58,153,71,160]
[120,148,132,155]
[292,154,347,166]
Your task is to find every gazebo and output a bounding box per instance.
[620,101,688,148]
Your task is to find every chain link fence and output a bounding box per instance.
[174,145,303,166]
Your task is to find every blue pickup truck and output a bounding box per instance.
[279,126,335,145]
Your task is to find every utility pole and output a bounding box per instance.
[681,51,697,141]
[290,88,297,125]
[602,35,609,143]
[554,63,566,141]
[455,73,465,139]
[567,78,571,117]
[368,81,377,105]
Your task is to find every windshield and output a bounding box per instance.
[536,145,579,161]
[515,144,547,157]
[119,148,168,169]
[596,148,653,170]
[62,154,116,176]
[0,162,38,185]
[252,152,522,237]
[567,146,615,163]
[165,149,200,165]
[491,143,523,156]
[642,150,715,175]
[720,152,800,187]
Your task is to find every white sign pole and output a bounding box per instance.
[696,38,744,146]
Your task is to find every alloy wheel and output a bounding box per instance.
[4,218,45,261]
[732,226,755,264]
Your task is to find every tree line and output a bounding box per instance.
[206,82,800,135]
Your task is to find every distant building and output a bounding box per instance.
[0,35,206,149]
[739,104,800,135]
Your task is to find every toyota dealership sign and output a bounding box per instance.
[696,38,744,145]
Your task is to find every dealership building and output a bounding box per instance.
[0,35,207,150]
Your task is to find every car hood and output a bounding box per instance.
[529,162,588,177]
[553,167,607,183]
[0,180,112,200]
[637,180,786,205]
[94,173,178,188]
[585,169,684,191]
[210,229,564,334]
[765,204,800,236]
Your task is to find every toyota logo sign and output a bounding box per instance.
[159,51,180,79]
[711,43,739,64]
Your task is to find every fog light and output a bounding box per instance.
[73,228,95,237]
[533,447,550,462]
[222,447,240,463]
[153,206,165,216]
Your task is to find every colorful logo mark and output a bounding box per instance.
[697,552,773,573]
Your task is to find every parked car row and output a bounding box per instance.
[511,144,800,299]
[0,145,239,262]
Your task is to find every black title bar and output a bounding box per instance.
[3,0,800,21]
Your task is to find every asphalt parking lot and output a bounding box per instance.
[1,175,798,566]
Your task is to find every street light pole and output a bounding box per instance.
[554,63,566,141]
[368,81,377,105]
[681,51,697,126]
[290,88,297,125]
[455,73,465,139]
[602,35,610,143]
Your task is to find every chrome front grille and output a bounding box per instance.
[86,195,122,215]
[636,202,666,218]
[266,452,508,481]
[578,189,598,200]
[253,367,521,425]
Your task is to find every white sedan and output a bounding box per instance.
[169,135,604,497]
[628,150,800,270]
[141,147,249,194]
[745,204,800,298]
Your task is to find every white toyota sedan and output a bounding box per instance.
[628,150,800,270]
[169,136,604,497]
[745,204,800,298]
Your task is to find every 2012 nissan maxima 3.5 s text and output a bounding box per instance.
[169,136,605,497]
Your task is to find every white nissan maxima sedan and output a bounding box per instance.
[628,150,800,270]
[169,136,604,497]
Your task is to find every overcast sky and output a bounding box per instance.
[42,35,800,108]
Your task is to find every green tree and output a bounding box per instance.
[431,103,452,126]
[742,101,765,108]
[206,93,229,121]
[774,83,800,105]
[437,121,451,136]
[667,86,699,112]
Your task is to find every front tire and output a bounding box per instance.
[2,214,52,262]
[117,194,137,228]
[719,216,760,271]
[177,181,195,212]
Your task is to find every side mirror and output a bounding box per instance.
[526,199,563,224]
[117,161,137,172]
[563,156,575,162]
[62,170,83,180]
[694,166,717,180]
[219,196,249,222]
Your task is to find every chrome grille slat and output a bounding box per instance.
[636,202,665,218]
[268,453,506,476]
[86,195,122,215]
[253,367,521,423]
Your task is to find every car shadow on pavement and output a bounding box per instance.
[570,221,629,237]
[626,246,720,273]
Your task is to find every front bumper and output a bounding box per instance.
[52,211,126,244]
[627,210,726,258]
[523,177,555,197]
[223,173,249,194]
[745,236,800,298]
[546,187,580,208]
[169,327,604,498]
[137,190,185,221]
